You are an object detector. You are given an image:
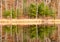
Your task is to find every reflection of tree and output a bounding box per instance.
[28,25,36,38]
[38,25,57,42]
[49,27,58,42]
[3,25,11,33]
[3,25,19,42]
[23,25,57,42]
[3,25,19,34]
[12,25,20,42]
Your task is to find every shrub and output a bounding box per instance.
[38,2,55,17]
[12,8,20,18]
[11,9,17,18]
[3,9,20,18]
[28,3,37,17]
[28,2,55,17]
[3,10,11,18]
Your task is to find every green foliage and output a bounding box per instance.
[38,2,55,17]
[28,3,37,17]
[3,10,11,18]
[3,25,19,34]
[38,26,44,39]
[27,25,57,40]
[28,2,55,17]
[4,26,11,33]
[38,2,45,16]
[28,26,36,38]
[12,25,19,33]
[24,26,36,39]
[11,9,17,18]
[12,25,17,33]
[12,8,20,18]
[3,9,20,18]
[38,25,57,39]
